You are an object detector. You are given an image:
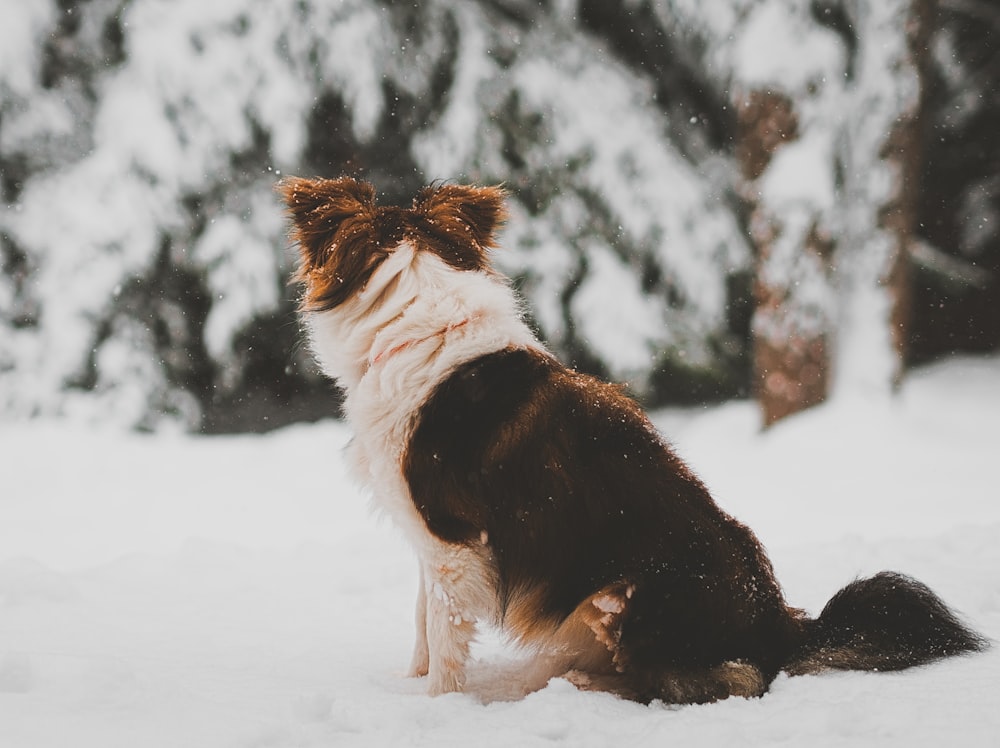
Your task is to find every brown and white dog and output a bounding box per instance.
[279,176,985,704]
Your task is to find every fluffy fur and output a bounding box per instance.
[280,176,987,703]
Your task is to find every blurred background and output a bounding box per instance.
[1,0,997,433]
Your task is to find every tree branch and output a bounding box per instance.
[910,240,994,289]
[939,0,1000,29]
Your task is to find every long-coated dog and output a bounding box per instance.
[279,176,985,704]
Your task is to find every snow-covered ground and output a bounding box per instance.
[1,354,998,747]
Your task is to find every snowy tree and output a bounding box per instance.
[0,0,752,429]
[723,0,932,423]
[727,1,842,426]
[0,0,995,431]
[599,0,998,424]
[630,0,938,423]
[0,0,426,430]
[431,4,751,398]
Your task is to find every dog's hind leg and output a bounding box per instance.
[513,581,631,696]
[560,581,770,704]
[519,615,615,695]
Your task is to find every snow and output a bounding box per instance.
[2,354,998,747]
[307,2,390,142]
[731,1,845,93]
[411,3,496,179]
[757,131,838,213]
[195,196,286,362]
[510,35,746,312]
[571,242,667,377]
[0,0,52,98]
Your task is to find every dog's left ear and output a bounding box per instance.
[413,184,508,250]
[277,176,377,272]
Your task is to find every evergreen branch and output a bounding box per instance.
[939,0,1000,29]
[910,239,994,289]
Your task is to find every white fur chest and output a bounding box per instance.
[341,350,449,548]
[312,250,541,549]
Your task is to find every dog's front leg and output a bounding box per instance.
[421,550,483,696]
[407,566,430,677]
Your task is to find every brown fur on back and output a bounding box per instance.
[402,347,805,701]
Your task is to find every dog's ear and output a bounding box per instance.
[413,184,508,251]
[278,176,376,271]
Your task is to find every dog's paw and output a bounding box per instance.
[407,640,430,678]
[564,669,593,689]
[427,666,465,696]
[406,659,429,678]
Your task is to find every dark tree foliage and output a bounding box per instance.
[912,0,1000,362]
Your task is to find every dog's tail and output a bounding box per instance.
[785,571,988,676]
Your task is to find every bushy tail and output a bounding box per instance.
[786,571,988,676]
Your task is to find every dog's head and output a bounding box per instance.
[278,176,507,312]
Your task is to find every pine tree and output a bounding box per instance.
[0,0,751,429]
[1,0,995,431]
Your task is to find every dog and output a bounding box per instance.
[279,176,986,703]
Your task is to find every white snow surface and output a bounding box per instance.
[2,354,998,747]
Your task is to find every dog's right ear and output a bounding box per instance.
[277,176,376,272]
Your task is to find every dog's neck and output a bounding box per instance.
[367,316,477,371]
[305,251,541,403]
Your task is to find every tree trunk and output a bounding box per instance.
[833,0,930,397]
[878,0,933,377]
[734,0,931,426]
[735,89,836,428]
